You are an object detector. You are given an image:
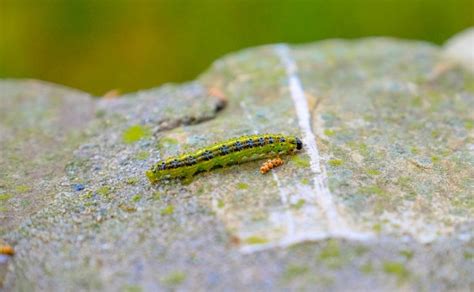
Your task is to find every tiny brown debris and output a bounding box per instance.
[208,87,228,112]
[102,89,121,99]
[229,235,241,246]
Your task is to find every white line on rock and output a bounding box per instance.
[274,44,373,241]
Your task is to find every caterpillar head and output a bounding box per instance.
[295,137,303,150]
[288,136,303,150]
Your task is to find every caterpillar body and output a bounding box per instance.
[146,134,303,183]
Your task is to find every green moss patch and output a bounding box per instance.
[283,265,309,281]
[122,125,151,144]
[319,240,340,260]
[291,199,306,210]
[15,185,31,193]
[0,193,13,201]
[366,169,381,176]
[300,178,310,185]
[400,250,414,260]
[328,159,343,167]
[131,194,142,202]
[291,155,310,168]
[383,262,409,283]
[97,186,112,198]
[135,151,150,160]
[359,185,384,196]
[160,205,174,215]
[324,129,336,136]
[360,262,373,274]
[161,271,186,286]
[244,236,268,245]
[237,182,249,190]
[217,199,225,208]
[317,240,346,269]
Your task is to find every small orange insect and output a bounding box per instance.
[260,157,284,174]
[0,244,14,256]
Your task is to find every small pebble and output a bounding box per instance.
[72,184,85,191]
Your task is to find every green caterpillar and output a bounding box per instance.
[146,134,303,183]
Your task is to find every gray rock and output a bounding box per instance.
[1,37,473,291]
[444,27,474,73]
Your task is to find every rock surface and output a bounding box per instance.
[444,28,474,73]
[0,80,95,235]
[1,36,473,291]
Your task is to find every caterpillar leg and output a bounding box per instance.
[181,175,194,185]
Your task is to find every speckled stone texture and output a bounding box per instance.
[1,37,473,291]
[0,80,95,235]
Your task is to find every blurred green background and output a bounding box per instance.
[1,0,473,95]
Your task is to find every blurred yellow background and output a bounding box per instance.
[1,0,473,95]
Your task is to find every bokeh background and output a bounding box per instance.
[1,0,473,95]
